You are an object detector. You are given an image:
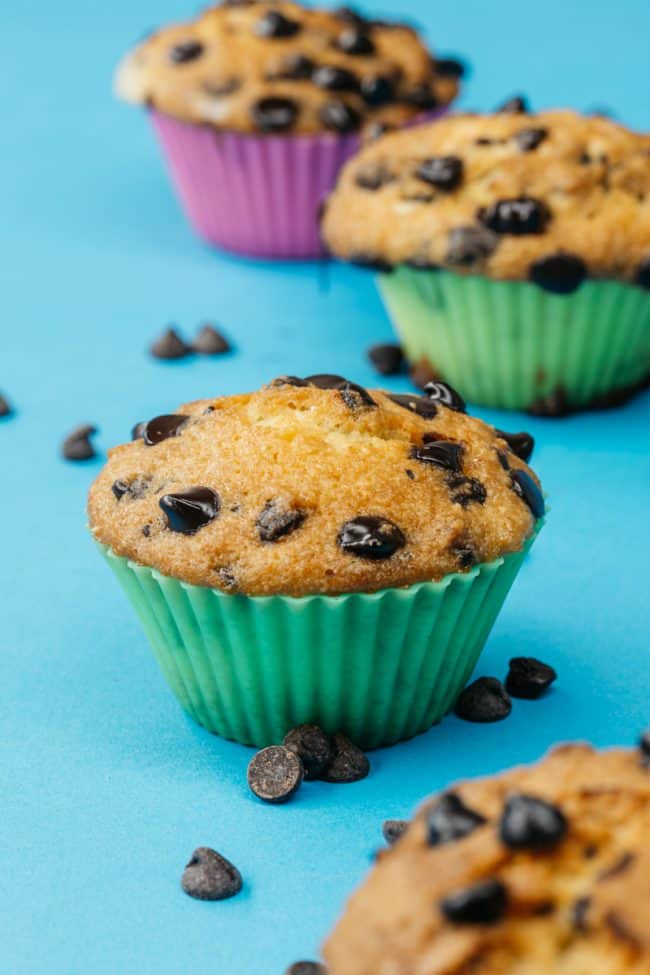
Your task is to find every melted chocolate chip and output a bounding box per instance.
[159,487,220,534]
[270,53,315,80]
[426,793,486,846]
[339,381,376,410]
[423,380,466,412]
[61,424,98,461]
[337,27,375,55]
[181,847,242,901]
[388,393,438,419]
[131,421,146,441]
[367,343,403,375]
[497,94,529,113]
[454,677,511,722]
[479,197,551,235]
[416,156,463,191]
[500,795,568,850]
[635,258,650,290]
[406,83,438,110]
[510,469,545,517]
[529,253,587,294]
[312,65,359,91]
[441,879,508,925]
[283,724,333,780]
[360,75,394,106]
[495,429,534,461]
[319,100,361,132]
[382,819,408,844]
[305,373,347,388]
[506,657,557,699]
[169,40,204,64]
[0,393,12,418]
[515,127,548,152]
[496,449,510,471]
[321,732,370,783]
[252,96,299,132]
[254,9,300,38]
[192,324,230,355]
[247,745,303,804]
[447,474,487,507]
[453,542,477,569]
[256,500,306,542]
[434,57,466,78]
[639,730,650,767]
[446,225,499,265]
[143,414,188,446]
[111,476,150,501]
[150,327,191,360]
[338,516,406,560]
[355,162,395,190]
[411,441,464,473]
[269,375,310,388]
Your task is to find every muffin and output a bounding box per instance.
[321,109,650,413]
[324,740,650,973]
[88,375,543,748]
[114,1,461,260]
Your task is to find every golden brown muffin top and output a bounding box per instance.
[324,742,650,975]
[114,1,461,137]
[321,109,650,290]
[87,376,542,597]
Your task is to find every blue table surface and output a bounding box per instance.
[1,1,649,972]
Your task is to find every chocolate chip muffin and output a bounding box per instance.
[114,2,462,258]
[324,741,650,974]
[322,110,650,412]
[89,376,543,748]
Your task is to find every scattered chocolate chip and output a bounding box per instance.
[497,94,528,113]
[257,500,306,542]
[321,732,370,783]
[338,516,406,560]
[388,393,438,419]
[150,327,191,360]
[506,657,557,699]
[142,524,151,537]
[247,745,303,804]
[447,474,487,507]
[355,163,395,191]
[572,896,591,932]
[406,83,438,110]
[61,424,98,461]
[169,40,204,64]
[514,127,548,152]
[434,57,466,78]
[495,429,534,462]
[510,469,545,518]
[441,879,508,925]
[367,343,403,375]
[181,847,242,901]
[348,251,392,272]
[447,225,499,265]
[270,53,315,80]
[529,253,587,294]
[192,324,230,355]
[0,393,13,417]
[454,677,511,722]
[112,476,150,501]
[254,9,300,38]
[640,729,650,767]
[405,468,415,480]
[284,963,327,975]
[411,441,463,473]
[416,156,464,191]
[283,725,333,780]
[143,414,189,446]
[382,819,408,844]
[453,542,477,569]
[360,75,394,106]
[479,197,550,235]
[426,793,487,846]
[423,380,466,412]
[131,421,146,440]
[337,27,374,54]
[252,96,299,132]
[216,566,237,590]
[202,77,241,97]
[159,487,220,534]
[269,375,310,388]
[500,795,567,850]
[319,100,361,132]
[339,381,377,410]
[634,258,650,290]
[312,65,359,91]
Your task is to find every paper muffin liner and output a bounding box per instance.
[97,529,539,749]
[378,268,650,412]
[149,108,446,260]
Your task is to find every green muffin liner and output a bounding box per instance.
[378,268,650,411]
[98,532,539,749]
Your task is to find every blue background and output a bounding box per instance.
[1,2,649,972]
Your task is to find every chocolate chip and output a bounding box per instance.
[247,745,303,804]
[500,795,567,850]
[529,253,587,294]
[411,441,463,473]
[319,100,360,132]
[355,163,395,190]
[254,10,300,38]
[257,500,306,542]
[284,963,327,975]
[305,373,347,389]
[131,421,146,440]
[367,343,403,375]
[192,324,230,356]
[202,77,241,97]
[572,896,591,932]
[454,677,511,722]
[423,380,466,412]
[506,657,557,699]
[159,487,220,534]
[634,258,650,290]
[150,327,191,360]
[181,847,242,901]
[61,424,98,461]
[514,127,548,152]
[406,83,438,110]
[447,474,486,507]
[337,27,375,54]
[365,121,393,141]
[169,40,204,64]
[495,429,534,462]
[426,793,487,846]
[453,542,477,569]
[339,381,376,410]
[272,53,314,80]
[434,57,466,78]
[479,197,550,235]
[388,393,438,419]
[639,729,650,767]
[143,414,188,446]
[360,75,394,106]
[599,852,636,880]
[441,879,508,925]
[382,819,408,844]
[497,94,528,113]
[0,393,13,417]
[510,470,545,518]
[496,449,510,471]
[338,516,406,560]
[321,732,370,783]
[252,96,299,132]
[269,375,310,388]
[447,225,499,265]
[142,524,151,537]
[283,725,333,780]
[416,156,464,191]
[111,476,150,501]
[216,566,238,591]
[312,65,359,91]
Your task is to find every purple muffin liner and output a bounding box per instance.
[150,108,447,259]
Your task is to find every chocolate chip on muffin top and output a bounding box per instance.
[87,378,542,596]
[321,110,650,288]
[114,1,461,136]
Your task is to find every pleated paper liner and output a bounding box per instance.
[98,527,540,750]
[378,268,650,412]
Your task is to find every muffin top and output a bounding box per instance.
[114,1,461,137]
[87,376,542,597]
[321,109,650,290]
[324,742,650,975]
